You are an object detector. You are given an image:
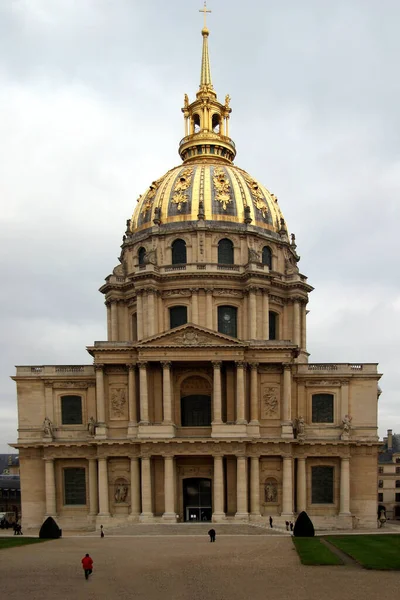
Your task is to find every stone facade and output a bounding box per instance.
[12,22,381,532]
[378,429,400,520]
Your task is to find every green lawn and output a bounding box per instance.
[292,537,343,566]
[0,537,49,550]
[326,534,400,570]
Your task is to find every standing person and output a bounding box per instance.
[269,516,273,528]
[82,553,94,580]
[290,521,294,533]
[100,525,104,538]
[285,520,289,531]
[208,528,216,542]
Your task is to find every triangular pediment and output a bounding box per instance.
[138,323,244,348]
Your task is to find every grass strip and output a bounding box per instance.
[326,534,400,570]
[0,538,50,550]
[292,537,343,565]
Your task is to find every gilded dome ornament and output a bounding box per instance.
[213,167,232,210]
[171,167,194,211]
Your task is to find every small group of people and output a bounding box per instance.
[13,522,23,535]
[285,520,294,532]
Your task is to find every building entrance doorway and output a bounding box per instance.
[183,478,212,522]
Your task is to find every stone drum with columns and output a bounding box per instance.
[12,12,381,531]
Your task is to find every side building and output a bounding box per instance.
[12,21,382,532]
[378,429,400,520]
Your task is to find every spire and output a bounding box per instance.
[199,2,212,89]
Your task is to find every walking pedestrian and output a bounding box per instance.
[82,553,94,580]
[290,521,294,532]
[100,524,104,538]
[285,520,289,531]
[269,516,273,528]
[208,528,216,542]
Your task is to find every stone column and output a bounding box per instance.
[250,456,260,517]
[139,362,149,424]
[249,363,259,424]
[248,288,257,339]
[110,300,118,341]
[282,364,293,438]
[236,362,247,424]
[301,305,307,350]
[213,455,225,519]
[147,291,155,337]
[296,457,307,513]
[140,456,153,519]
[95,365,105,424]
[163,455,176,521]
[161,361,172,424]
[206,289,213,329]
[130,457,141,517]
[106,303,111,340]
[88,458,98,516]
[98,457,110,516]
[212,361,222,424]
[44,458,57,516]
[282,456,293,516]
[235,456,248,518]
[262,292,269,340]
[137,291,144,340]
[127,364,138,436]
[293,300,301,347]
[191,289,199,324]
[340,457,351,515]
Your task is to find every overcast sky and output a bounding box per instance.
[0,0,399,453]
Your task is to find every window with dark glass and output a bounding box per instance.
[396,458,400,464]
[378,480,383,488]
[378,493,383,502]
[312,394,334,423]
[396,480,400,488]
[269,311,278,340]
[64,468,86,505]
[396,467,400,474]
[311,466,334,504]
[61,395,83,425]
[218,238,234,264]
[218,305,237,337]
[138,246,146,266]
[378,467,384,474]
[396,493,400,502]
[170,306,188,329]
[172,239,187,264]
[181,395,211,426]
[262,246,272,268]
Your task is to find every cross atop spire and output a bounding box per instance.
[199,2,212,89]
[199,1,211,29]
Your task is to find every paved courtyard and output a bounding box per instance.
[1,526,399,600]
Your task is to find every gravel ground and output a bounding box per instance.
[1,534,399,600]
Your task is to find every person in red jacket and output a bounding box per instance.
[82,553,94,580]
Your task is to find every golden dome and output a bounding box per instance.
[131,163,285,235]
[130,15,287,238]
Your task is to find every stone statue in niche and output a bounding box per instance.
[111,388,127,418]
[264,480,278,503]
[87,417,96,436]
[248,248,260,263]
[341,414,352,439]
[114,482,128,503]
[262,387,279,418]
[144,248,157,265]
[296,416,305,440]
[43,417,54,438]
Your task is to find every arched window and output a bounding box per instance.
[61,395,83,425]
[172,239,187,264]
[218,305,237,337]
[170,306,188,329]
[193,113,201,133]
[262,246,272,269]
[212,113,220,133]
[218,238,234,265]
[138,247,146,266]
[181,395,211,426]
[312,393,334,423]
[269,311,279,340]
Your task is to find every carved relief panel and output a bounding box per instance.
[260,384,281,420]
[109,385,128,420]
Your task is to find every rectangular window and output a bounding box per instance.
[61,395,83,425]
[217,306,237,337]
[378,480,383,488]
[396,493,400,502]
[311,466,334,504]
[312,394,334,423]
[378,493,383,502]
[378,467,384,474]
[169,306,188,329]
[64,468,86,505]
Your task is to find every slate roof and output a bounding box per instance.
[0,475,20,490]
[378,434,400,463]
[0,454,19,474]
